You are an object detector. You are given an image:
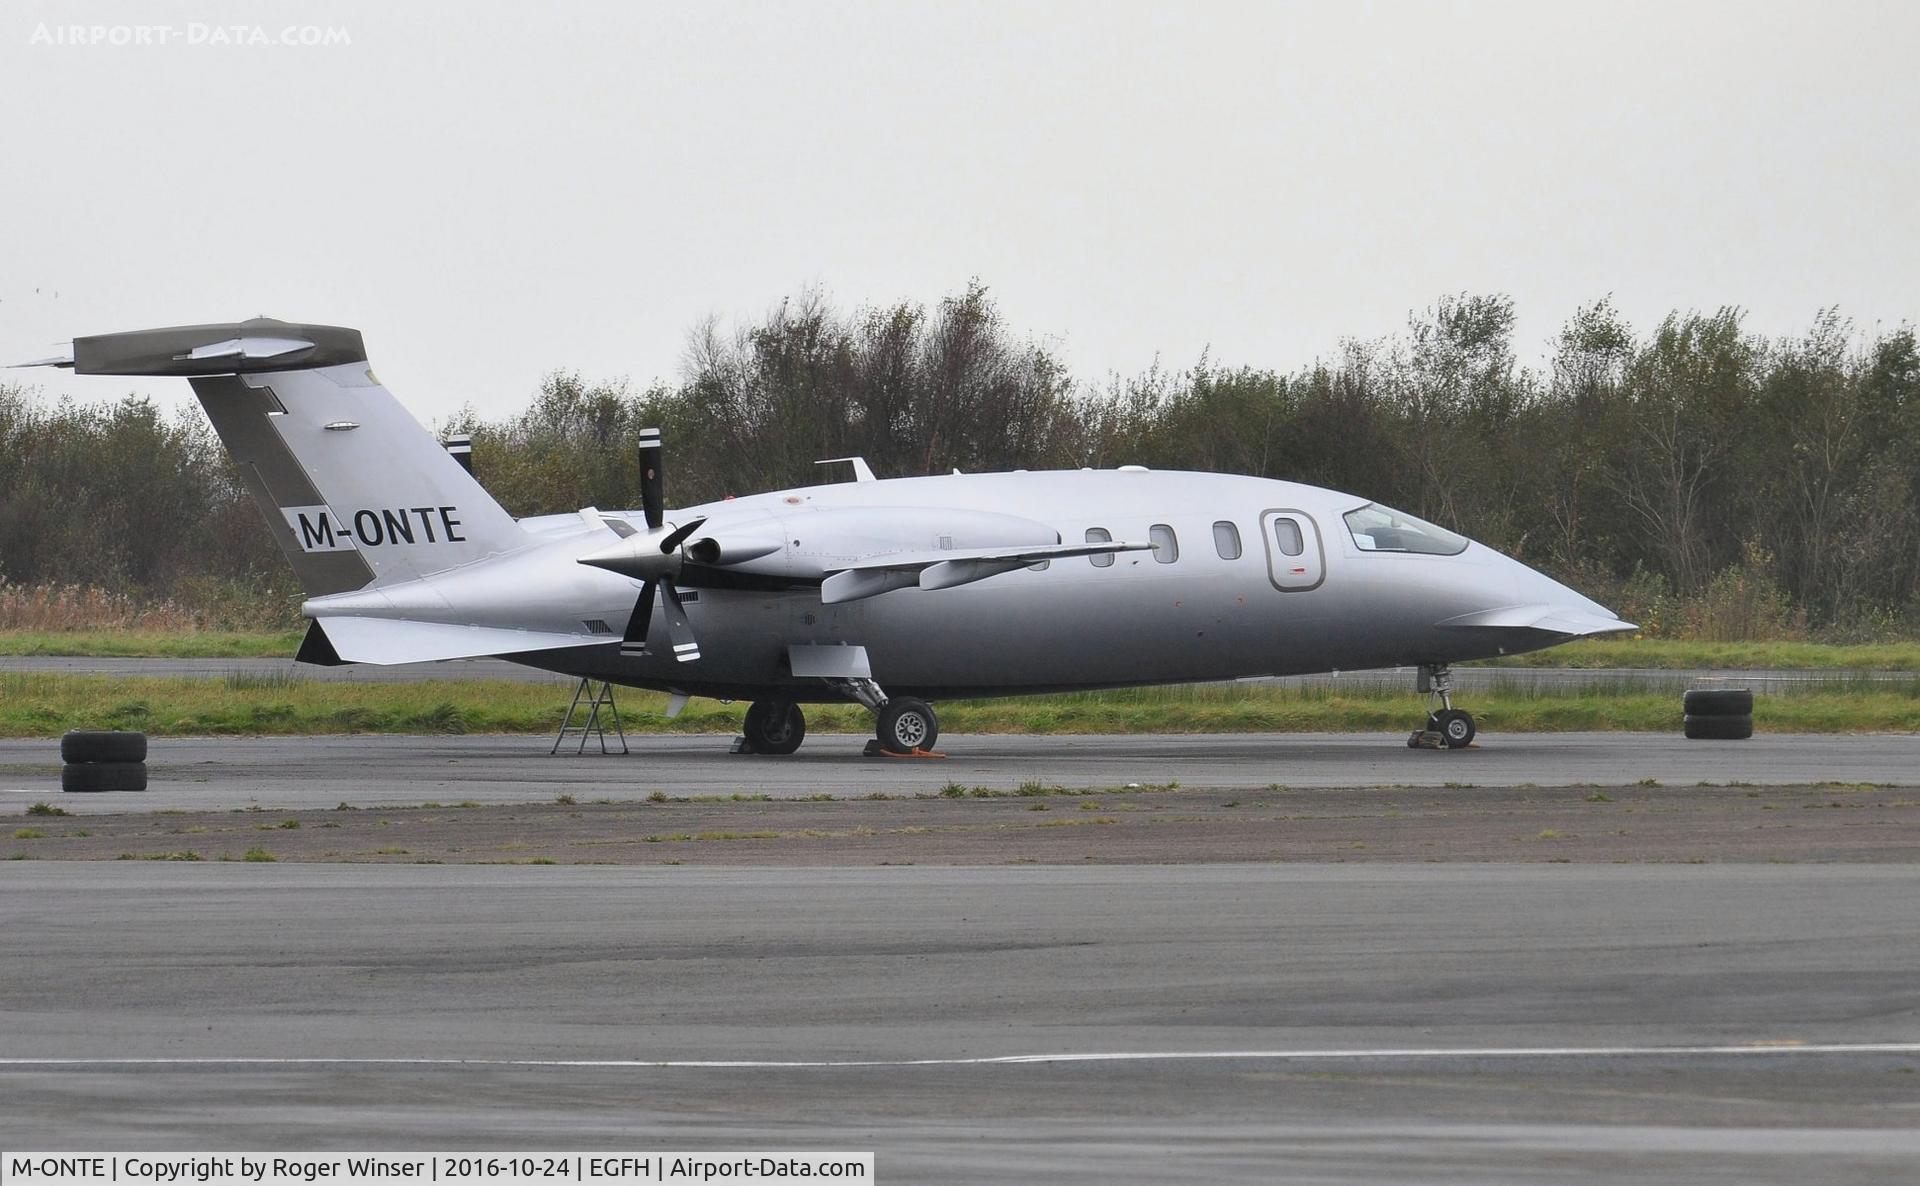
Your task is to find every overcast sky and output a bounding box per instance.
[3,0,1914,422]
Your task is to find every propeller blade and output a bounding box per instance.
[657,578,701,663]
[638,427,664,530]
[659,516,708,554]
[620,579,657,658]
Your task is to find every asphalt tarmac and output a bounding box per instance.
[2,731,1915,813]
[1,864,1916,1183]
[5,654,1911,692]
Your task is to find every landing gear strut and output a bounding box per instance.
[741,699,806,755]
[833,677,941,754]
[1408,663,1475,749]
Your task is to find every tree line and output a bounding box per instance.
[4,283,1916,638]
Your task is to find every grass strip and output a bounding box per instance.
[1,672,1917,736]
[0,630,305,658]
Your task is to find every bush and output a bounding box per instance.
[1682,547,1801,642]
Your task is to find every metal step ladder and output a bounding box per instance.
[551,678,629,754]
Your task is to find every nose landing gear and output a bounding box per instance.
[1408,663,1476,749]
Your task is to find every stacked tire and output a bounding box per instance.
[61,731,149,792]
[1683,689,1753,740]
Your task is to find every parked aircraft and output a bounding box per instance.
[21,318,1634,753]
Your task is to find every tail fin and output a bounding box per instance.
[37,318,526,596]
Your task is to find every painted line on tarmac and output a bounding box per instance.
[5,1043,1920,1070]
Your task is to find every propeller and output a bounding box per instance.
[576,428,707,663]
[619,517,705,662]
[638,426,664,530]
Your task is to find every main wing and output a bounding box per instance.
[820,539,1152,604]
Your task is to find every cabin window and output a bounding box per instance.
[1273,518,1304,557]
[1343,503,1469,556]
[1212,520,1242,560]
[1150,524,1178,564]
[1086,527,1114,567]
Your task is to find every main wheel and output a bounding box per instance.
[876,697,939,754]
[742,699,806,755]
[1433,708,1476,749]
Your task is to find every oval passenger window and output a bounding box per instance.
[1086,527,1114,567]
[1212,520,1241,560]
[1150,524,1178,564]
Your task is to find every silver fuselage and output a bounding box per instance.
[441,469,1611,701]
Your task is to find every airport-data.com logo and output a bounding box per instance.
[28,22,352,48]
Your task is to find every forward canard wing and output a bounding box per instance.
[1436,604,1638,638]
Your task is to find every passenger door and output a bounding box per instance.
[1261,510,1324,591]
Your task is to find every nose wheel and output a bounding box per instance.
[1408,663,1476,749]
[1429,707,1476,748]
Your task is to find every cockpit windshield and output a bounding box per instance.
[1343,503,1470,556]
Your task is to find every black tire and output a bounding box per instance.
[62,761,148,793]
[742,700,806,756]
[876,697,939,754]
[61,730,148,764]
[1684,689,1753,716]
[1684,713,1753,740]
[1433,708,1476,749]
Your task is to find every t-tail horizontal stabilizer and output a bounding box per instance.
[12,318,370,377]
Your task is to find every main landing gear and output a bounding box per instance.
[737,680,941,756]
[1408,662,1476,750]
[741,698,806,755]
[875,697,939,754]
[839,677,941,755]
